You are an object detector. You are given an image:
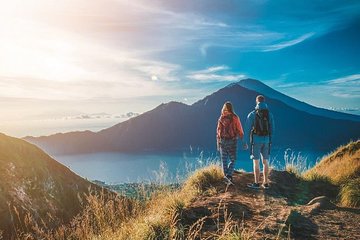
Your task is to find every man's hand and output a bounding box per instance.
[242,143,248,150]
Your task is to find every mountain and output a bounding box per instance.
[237,79,360,121]
[0,133,105,238]
[24,80,360,155]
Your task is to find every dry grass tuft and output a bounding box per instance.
[183,164,224,194]
[15,189,143,240]
[285,164,301,177]
[340,178,360,208]
[302,171,332,183]
[304,140,360,207]
[307,140,360,184]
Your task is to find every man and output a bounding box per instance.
[245,95,275,189]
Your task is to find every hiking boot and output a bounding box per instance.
[262,183,270,189]
[234,170,242,174]
[247,183,260,189]
[224,176,234,185]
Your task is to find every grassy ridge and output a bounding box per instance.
[304,140,360,207]
[6,140,360,239]
[306,140,359,183]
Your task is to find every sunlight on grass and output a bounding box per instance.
[11,140,359,239]
[304,140,360,207]
[340,178,360,208]
[183,164,224,194]
[14,161,247,240]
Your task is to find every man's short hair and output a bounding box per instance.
[256,95,265,102]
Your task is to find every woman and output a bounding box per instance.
[217,101,246,184]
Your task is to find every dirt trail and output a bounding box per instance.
[181,171,360,239]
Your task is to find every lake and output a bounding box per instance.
[55,148,327,184]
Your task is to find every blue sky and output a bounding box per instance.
[0,0,359,136]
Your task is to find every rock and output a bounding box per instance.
[305,196,336,215]
[307,196,336,209]
[285,210,318,238]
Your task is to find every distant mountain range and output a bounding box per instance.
[0,133,106,238]
[25,79,360,155]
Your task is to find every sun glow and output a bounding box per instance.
[0,0,176,101]
[0,8,87,83]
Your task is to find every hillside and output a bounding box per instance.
[5,141,359,239]
[0,133,106,239]
[306,140,359,183]
[24,80,360,155]
[100,141,360,239]
[305,140,360,207]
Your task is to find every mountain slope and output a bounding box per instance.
[0,133,104,238]
[237,78,360,121]
[25,81,360,155]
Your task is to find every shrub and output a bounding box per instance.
[340,178,360,208]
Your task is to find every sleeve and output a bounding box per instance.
[235,116,244,139]
[244,112,254,145]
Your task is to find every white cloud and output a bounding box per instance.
[331,92,357,98]
[187,66,245,82]
[191,65,230,74]
[262,32,315,52]
[327,74,360,85]
[273,74,360,104]
[188,73,246,82]
[276,82,308,88]
[325,74,360,98]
